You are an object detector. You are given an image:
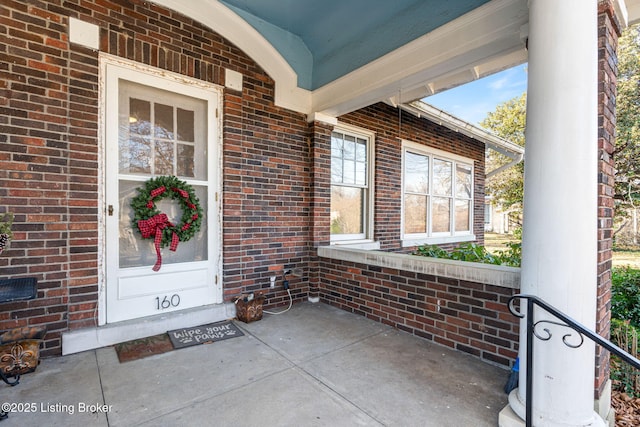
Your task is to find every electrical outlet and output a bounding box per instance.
[270,276,276,288]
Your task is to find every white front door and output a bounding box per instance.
[103,57,222,323]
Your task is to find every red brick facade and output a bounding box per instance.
[595,0,621,399]
[0,0,314,355]
[0,0,488,357]
[338,104,486,251]
[0,4,619,406]
[318,258,519,367]
[310,104,510,366]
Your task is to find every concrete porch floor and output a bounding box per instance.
[0,302,508,426]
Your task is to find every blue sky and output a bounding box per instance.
[423,64,528,125]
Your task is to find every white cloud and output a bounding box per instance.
[488,76,509,90]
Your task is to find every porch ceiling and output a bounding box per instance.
[220,0,492,91]
[153,0,640,117]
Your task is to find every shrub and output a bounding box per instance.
[610,267,640,397]
[611,318,640,396]
[493,241,522,267]
[413,244,449,259]
[449,243,499,264]
[413,241,521,267]
[611,267,640,328]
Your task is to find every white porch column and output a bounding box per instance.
[501,1,603,426]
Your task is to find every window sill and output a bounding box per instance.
[401,234,476,248]
[330,240,381,250]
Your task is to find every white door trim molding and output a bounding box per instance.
[98,53,224,326]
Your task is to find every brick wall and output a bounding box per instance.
[318,258,519,367]
[310,104,508,367]
[0,0,312,355]
[1,0,505,360]
[337,103,486,251]
[309,121,334,301]
[595,0,621,399]
[0,0,93,356]
[221,78,311,308]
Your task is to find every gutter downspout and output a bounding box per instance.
[487,153,524,178]
[395,101,525,178]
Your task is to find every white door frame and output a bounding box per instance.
[97,54,223,326]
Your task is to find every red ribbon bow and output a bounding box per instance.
[146,186,167,208]
[172,187,197,210]
[137,213,179,271]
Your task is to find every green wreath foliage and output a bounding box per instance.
[130,175,203,248]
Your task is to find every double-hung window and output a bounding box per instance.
[330,125,375,245]
[402,141,474,246]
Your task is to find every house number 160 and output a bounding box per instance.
[155,294,180,310]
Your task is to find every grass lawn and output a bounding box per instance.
[613,249,640,268]
[484,233,518,254]
[485,232,640,268]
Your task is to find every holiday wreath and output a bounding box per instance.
[130,176,203,271]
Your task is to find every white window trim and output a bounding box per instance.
[401,140,476,248]
[330,122,376,246]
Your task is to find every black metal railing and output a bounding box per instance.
[507,294,640,427]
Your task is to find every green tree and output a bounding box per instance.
[481,24,640,237]
[615,24,640,219]
[480,92,527,215]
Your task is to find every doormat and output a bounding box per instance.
[167,320,244,349]
[114,333,174,363]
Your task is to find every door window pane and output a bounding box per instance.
[117,80,210,269]
[154,140,174,175]
[155,103,174,139]
[118,180,208,268]
[129,99,150,135]
[177,144,195,177]
[120,136,151,174]
[177,108,194,142]
[118,80,208,180]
